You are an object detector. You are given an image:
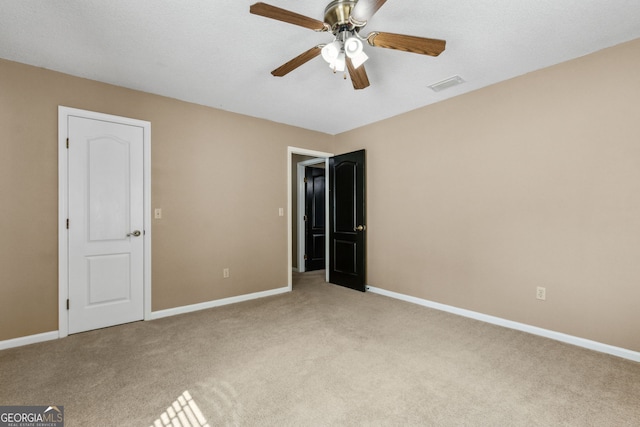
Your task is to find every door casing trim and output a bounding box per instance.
[58,106,152,338]
[287,147,333,290]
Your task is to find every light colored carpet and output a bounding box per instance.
[1,270,639,426]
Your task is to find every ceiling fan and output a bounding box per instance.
[249,0,446,90]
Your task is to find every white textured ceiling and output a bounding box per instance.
[1,0,639,135]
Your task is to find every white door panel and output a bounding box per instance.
[68,116,144,334]
[88,137,131,240]
[87,254,130,304]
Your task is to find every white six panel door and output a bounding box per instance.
[68,116,144,334]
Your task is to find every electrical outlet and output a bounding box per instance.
[154,208,162,219]
[223,268,230,279]
[536,286,546,301]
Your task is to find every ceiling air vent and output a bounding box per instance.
[428,75,465,92]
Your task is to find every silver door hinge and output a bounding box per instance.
[304,254,308,260]
[66,299,69,310]
[303,215,308,221]
[303,177,307,183]
[66,219,69,229]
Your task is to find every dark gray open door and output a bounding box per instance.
[329,149,366,292]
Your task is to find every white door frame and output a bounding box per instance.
[58,106,152,338]
[287,147,333,290]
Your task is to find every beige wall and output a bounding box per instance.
[0,59,331,341]
[333,38,640,352]
[2,38,640,353]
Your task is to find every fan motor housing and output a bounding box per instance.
[324,0,357,32]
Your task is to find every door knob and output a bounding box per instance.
[127,230,141,237]
[354,225,366,232]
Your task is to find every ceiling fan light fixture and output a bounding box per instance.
[321,40,341,63]
[322,40,347,72]
[344,36,363,57]
[350,50,368,69]
[331,51,346,72]
[344,35,368,68]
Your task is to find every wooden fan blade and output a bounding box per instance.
[250,3,327,31]
[271,46,323,77]
[367,32,446,56]
[350,0,388,26]
[346,58,370,90]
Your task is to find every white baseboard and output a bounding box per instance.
[0,331,59,351]
[7,287,636,362]
[366,286,640,363]
[150,286,290,320]
[1,287,291,350]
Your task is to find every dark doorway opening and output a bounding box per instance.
[304,166,326,271]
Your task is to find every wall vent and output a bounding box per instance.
[428,75,465,92]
